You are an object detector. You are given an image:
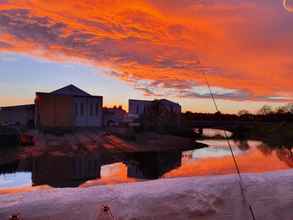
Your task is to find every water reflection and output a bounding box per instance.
[0,172,31,188]
[0,150,183,188]
[32,154,102,187]
[273,147,293,167]
[165,140,293,178]
[200,129,232,138]
[1,135,293,189]
[127,151,181,179]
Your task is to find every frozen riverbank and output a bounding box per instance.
[1,170,293,220]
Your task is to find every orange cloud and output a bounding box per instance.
[0,0,292,102]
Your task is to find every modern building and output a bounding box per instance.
[128,98,182,131]
[35,84,103,129]
[0,104,34,127]
[128,99,152,116]
[128,99,181,117]
[153,99,182,114]
[0,84,183,132]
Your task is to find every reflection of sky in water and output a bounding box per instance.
[183,140,263,160]
[101,162,127,178]
[198,140,263,149]
[166,139,293,178]
[0,133,291,190]
[0,172,31,188]
[186,147,242,160]
[201,129,232,138]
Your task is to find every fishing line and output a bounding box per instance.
[202,71,257,220]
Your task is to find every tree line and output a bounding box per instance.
[182,103,293,122]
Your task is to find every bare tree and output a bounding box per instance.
[238,109,250,116]
[276,106,287,114]
[258,105,273,115]
[285,103,293,113]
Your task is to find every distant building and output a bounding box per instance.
[103,106,127,127]
[0,104,34,127]
[35,84,103,129]
[128,99,152,117]
[128,99,182,131]
[128,99,181,117]
[153,99,182,114]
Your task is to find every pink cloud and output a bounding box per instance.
[0,0,292,102]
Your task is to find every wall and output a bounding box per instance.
[36,94,74,129]
[0,105,34,127]
[155,99,182,114]
[103,108,126,126]
[74,97,103,127]
[128,99,152,116]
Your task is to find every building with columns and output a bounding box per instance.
[35,84,103,129]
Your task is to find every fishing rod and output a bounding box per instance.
[202,71,257,220]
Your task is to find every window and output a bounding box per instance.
[90,103,93,116]
[80,103,84,116]
[96,103,100,116]
[75,103,78,116]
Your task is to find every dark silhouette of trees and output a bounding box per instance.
[238,110,250,116]
[182,103,293,123]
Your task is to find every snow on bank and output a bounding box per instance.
[1,170,293,220]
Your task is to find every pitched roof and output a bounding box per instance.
[50,84,91,96]
[154,99,180,106]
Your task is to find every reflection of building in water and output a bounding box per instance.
[127,151,182,179]
[0,161,19,175]
[0,159,31,175]
[238,140,250,151]
[276,147,293,167]
[32,154,102,187]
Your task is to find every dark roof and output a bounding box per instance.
[129,98,180,106]
[0,104,35,110]
[128,99,152,103]
[155,99,180,106]
[50,84,91,96]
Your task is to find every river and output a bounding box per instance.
[0,129,292,190]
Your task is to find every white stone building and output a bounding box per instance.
[35,84,103,129]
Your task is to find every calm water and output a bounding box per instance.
[0,172,31,188]
[0,129,292,189]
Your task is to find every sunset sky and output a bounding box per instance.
[0,0,293,113]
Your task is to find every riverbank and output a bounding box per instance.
[1,170,293,220]
[0,130,205,166]
[231,122,293,147]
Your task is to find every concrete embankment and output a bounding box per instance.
[1,170,293,220]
